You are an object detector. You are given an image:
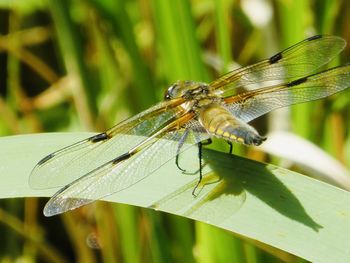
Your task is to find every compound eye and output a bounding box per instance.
[164,84,177,100]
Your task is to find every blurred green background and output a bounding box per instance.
[0,0,350,262]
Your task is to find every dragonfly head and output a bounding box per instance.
[164,81,190,100]
[164,80,207,100]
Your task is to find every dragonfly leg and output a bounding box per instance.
[200,138,213,147]
[192,138,212,196]
[226,141,233,154]
[175,130,190,172]
[175,156,186,172]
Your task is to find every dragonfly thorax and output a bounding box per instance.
[164,80,211,100]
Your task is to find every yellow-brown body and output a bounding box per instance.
[198,103,265,145]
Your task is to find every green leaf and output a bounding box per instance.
[150,0,209,82]
[1,133,350,262]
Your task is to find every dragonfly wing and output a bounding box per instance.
[210,35,346,96]
[225,64,350,123]
[30,99,184,189]
[43,122,210,216]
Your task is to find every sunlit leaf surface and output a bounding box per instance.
[1,133,350,262]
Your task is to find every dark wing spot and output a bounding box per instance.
[307,35,322,41]
[286,76,308,87]
[269,52,283,64]
[112,152,133,164]
[89,133,109,143]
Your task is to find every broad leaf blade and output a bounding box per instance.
[0,133,350,262]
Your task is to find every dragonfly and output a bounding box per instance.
[30,35,350,217]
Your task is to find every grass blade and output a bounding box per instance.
[1,133,350,262]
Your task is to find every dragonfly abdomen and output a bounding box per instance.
[198,104,265,146]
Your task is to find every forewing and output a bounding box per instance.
[225,64,350,123]
[43,123,210,216]
[210,35,346,96]
[29,99,184,189]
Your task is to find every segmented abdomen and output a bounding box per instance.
[198,104,265,145]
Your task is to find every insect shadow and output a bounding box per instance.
[151,147,322,232]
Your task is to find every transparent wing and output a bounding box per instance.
[29,98,185,189]
[43,121,210,216]
[224,64,350,123]
[210,35,346,96]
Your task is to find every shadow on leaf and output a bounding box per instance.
[151,148,322,232]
